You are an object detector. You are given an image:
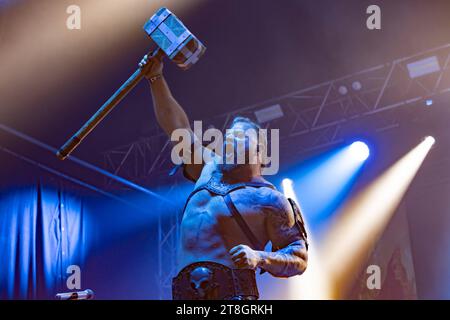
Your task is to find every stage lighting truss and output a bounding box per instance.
[101,131,173,189]
[155,180,182,300]
[102,42,450,184]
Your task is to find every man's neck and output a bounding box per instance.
[217,163,263,184]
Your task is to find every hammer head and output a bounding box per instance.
[143,7,206,70]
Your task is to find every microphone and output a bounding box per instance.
[55,289,94,300]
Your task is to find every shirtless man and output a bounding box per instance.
[141,53,308,300]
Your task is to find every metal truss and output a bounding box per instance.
[155,179,182,300]
[213,43,450,157]
[101,131,173,189]
[102,43,450,185]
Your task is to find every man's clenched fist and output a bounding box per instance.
[139,51,164,79]
[229,244,262,269]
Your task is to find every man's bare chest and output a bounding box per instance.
[181,188,268,249]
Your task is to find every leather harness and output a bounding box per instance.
[181,173,274,251]
[172,168,308,300]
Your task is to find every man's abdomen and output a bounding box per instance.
[177,189,267,272]
[179,208,234,271]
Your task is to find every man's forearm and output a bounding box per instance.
[257,242,307,277]
[149,76,190,136]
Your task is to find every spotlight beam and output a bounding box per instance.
[320,137,435,299]
[278,141,371,300]
[0,123,170,204]
[281,179,332,300]
[0,0,203,123]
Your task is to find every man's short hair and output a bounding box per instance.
[230,116,261,131]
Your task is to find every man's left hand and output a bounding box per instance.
[229,245,262,269]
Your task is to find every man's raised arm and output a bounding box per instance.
[141,54,191,136]
[141,54,207,181]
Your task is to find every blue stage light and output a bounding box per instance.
[349,141,370,162]
[278,143,369,238]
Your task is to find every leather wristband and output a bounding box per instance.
[148,74,162,84]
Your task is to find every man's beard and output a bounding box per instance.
[220,146,256,172]
[220,161,245,172]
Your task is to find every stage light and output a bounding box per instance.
[352,81,362,91]
[254,104,284,124]
[281,178,296,200]
[320,136,435,299]
[349,141,370,162]
[424,136,436,146]
[277,137,433,299]
[282,143,369,236]
[425,99,434,106]
[407,56,440,79]
[338,86,348,95]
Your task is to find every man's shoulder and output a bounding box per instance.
[253,185,291,213]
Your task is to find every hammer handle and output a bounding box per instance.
[57,50,161,160]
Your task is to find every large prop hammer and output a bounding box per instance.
[56,7,206,160]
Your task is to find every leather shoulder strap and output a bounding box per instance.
[242,181,275,190]
[182,180,274,214]
[223,193,264,251]
[287,198,309,250]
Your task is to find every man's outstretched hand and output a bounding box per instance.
[229,244,262,270]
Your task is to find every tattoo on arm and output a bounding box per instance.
[259,192,308,277]
[258,240,308,277]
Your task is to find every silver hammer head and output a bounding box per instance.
[143,7,206,70]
